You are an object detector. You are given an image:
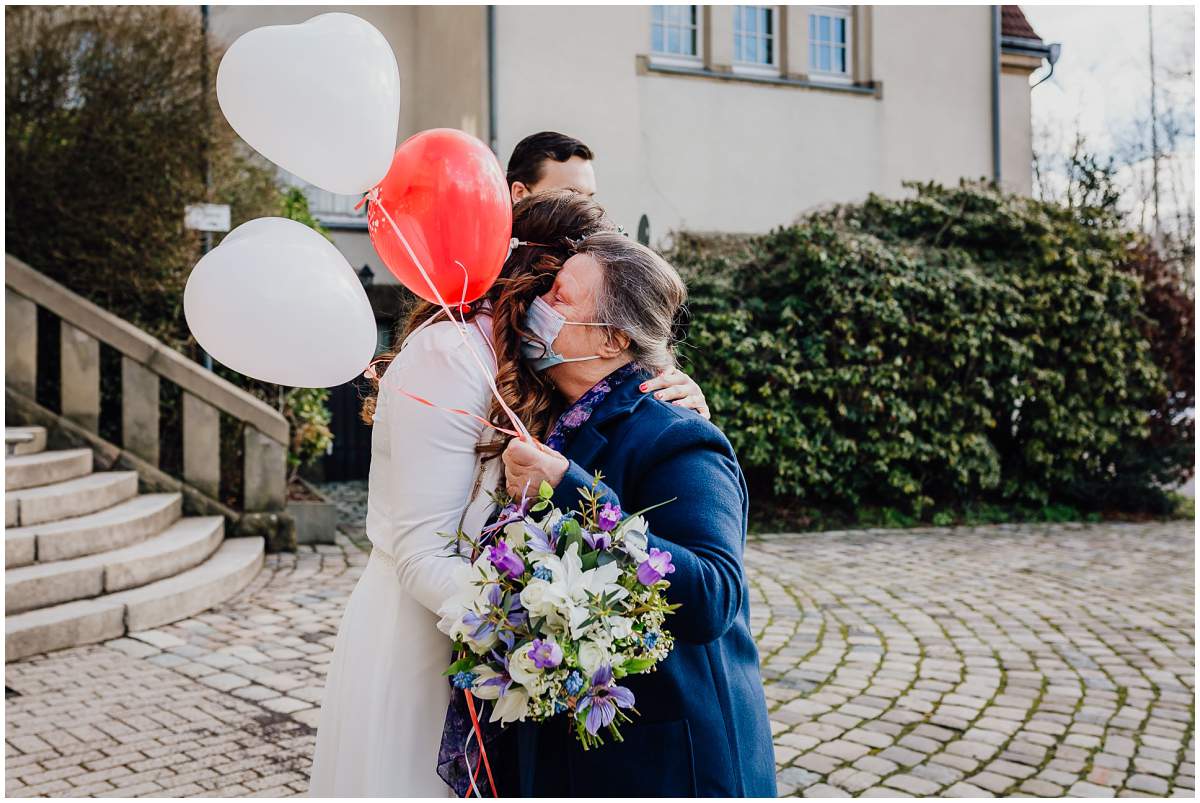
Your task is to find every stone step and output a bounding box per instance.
[6,537,264,662]
[6,517,224,615]
[6,471,139,527]
[6,493,183,568]
[5,426,47,456]
[110,536,264,632]
[5,448,93,491]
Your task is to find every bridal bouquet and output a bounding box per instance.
[437,475,677,749]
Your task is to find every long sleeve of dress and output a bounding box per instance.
[375,319,494,616]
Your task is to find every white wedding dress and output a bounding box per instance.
[309,315,500,798]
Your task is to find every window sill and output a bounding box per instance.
[639,57,880,97]
[313,214,369,231]
[732,63,783,79]
[649,54,704,70]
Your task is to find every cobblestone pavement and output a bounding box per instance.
[749,522,1194,798]
[5,499,1193,797]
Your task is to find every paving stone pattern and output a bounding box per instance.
[5,493,1193,797]
[753,521,1194,798]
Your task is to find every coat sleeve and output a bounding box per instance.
[551,417,747,644]
[378,322,492,615]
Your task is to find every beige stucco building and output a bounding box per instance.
[208,4,1053,285]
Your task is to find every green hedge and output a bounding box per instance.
[671,181,1193,520]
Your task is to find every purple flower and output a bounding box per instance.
[582,529,611,551]
[636,547,675,586]
[597,502,622,532]
[487,540,525,578]
[525,520,558,553]
[481,496,532,539]
[467,584,526,650]
[479,651,515,697]
[575,664,635,735]
[527,639,563,669]
[461,610,495,642]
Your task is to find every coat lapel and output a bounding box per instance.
[561,367,652,470]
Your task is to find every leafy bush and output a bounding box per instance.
[671,181,1191,520]
[5,5,279,348]
[6,7,335,498]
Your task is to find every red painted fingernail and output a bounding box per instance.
[640,383,648,391]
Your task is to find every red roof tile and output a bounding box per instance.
[1001,6,1043,42]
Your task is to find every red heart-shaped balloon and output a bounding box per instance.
[368,129,512,306]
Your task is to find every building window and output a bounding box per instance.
[279,170,367,229]
[733,6,777,72]
[809,7,852,80]
[651,5,701,63]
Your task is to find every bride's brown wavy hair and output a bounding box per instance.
[360,190,617,453]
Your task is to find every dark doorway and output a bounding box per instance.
[321,314,394,482]
[322,376,374,481]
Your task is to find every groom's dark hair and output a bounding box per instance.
[506,131,594,189]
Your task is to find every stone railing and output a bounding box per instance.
[5,254,294,549]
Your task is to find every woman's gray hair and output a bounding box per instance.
[575,233,687,374]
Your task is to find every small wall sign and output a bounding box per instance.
[184,203,232,233]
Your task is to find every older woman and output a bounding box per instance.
[501,233,777,797]
[310,193,711,797]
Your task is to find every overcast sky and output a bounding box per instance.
[1022,5,1194,221]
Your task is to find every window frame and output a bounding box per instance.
[650,5,704,68]
[279,170,368,229]
[807,5,854,85]
[731,5,781,77]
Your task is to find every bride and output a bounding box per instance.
[308,191,707,796]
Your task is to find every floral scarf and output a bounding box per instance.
[546,362,642,453]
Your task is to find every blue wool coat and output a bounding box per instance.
[512,369,777,798]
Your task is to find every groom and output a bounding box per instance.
[506,130,597,203]
[500,240,776,796]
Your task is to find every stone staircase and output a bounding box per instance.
[5,426,264,662]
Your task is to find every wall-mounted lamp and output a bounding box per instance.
[358,264,375,288]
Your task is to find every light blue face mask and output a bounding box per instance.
[520,296,611,373]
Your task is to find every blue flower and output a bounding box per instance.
[533,566,554,582]
[575,665,636,736]
[643,632,659,650]
[451,671,477,690]
[564,670,586,696]
[553,699,568,715]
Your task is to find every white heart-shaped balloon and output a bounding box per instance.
[185,217,378,388]
[217,13,400,195]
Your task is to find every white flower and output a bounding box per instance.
[469,665,504,700]
[503,520,527,550]
[436,562,481,637]
[489,687,530,724]
[539,542,627,600]
[518,577,547,607]
[620,516,650,561]
[507,647,546,695]
[470,666,531,724]
[578,640,612,676]
[606,615,635,641]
